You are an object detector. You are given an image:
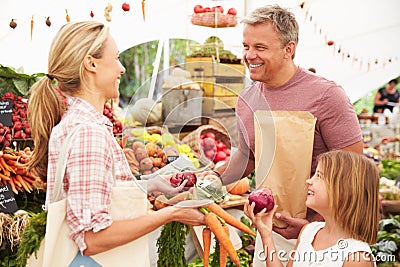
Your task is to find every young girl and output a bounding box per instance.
[245,150,380,267]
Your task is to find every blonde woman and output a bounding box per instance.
[245,150,379,267]
[27,21,205,264]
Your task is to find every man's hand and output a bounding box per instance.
[272,213,309,239]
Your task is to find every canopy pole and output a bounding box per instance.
[148,39,164,99]
[163,38,170,72]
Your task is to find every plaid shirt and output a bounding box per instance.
[46,96,134,252]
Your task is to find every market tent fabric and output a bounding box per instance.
[0,0,399,102]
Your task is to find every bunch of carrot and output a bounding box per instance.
[200,203,256,267]
[0,147,38,194]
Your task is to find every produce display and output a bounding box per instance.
[0,92,31,148]
[0,92,123,150]
[0,147,41,194]
[187,36,240,62]
[191,4,237,28]
[182,124,231,167]
[123,127,200,175]
[200,132,231,164]
[155,191,255,267]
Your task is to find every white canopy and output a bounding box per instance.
[1,0,399,102]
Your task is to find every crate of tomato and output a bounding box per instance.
[181,124,231,168]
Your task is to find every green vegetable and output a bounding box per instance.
[157,222,189,266]
[371,214,400,264]
[15,211,47,266]
[380,159,400,180]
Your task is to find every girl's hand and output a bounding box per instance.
[244,200,278,235]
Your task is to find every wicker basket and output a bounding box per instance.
[181,124,231,168]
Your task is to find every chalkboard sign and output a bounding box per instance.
[0,99,13,126]
[0,184,18,214]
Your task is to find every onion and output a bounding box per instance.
[248,188,275,214]
[170,172,197,188]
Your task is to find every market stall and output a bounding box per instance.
[1,1,400,266]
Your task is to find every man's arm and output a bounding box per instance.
[341,140,363,154]
[216,143,255,185]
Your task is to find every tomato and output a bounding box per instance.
[205,149,216,160]
[214,151,227,163]
[216,141,226,151]
[194,4,204,13]
[205,132,216,139]
[227,8,237,16]
[212,6,224,13]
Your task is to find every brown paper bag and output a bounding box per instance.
[254,110,316,228]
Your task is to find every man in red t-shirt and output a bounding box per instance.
[214,5,363,265]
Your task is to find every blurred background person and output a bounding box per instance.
[373,78,399,113]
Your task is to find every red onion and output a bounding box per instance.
[248,188,275,214]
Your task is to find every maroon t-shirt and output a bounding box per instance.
[236,67,362,175]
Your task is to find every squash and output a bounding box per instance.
[226,177,250,195]
[130,98,162,124]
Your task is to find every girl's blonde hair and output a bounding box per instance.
[317,150,380,244]
[27,21,109,181]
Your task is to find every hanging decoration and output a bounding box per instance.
[65,9,70,22]
[299,1,398,72]
[30,16,34,40]
[104,3,113,22]
[45,17,51,27]
[9,19,17,29]
[90,11,94,18]
[122,2,130,12]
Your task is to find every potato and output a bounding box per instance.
[139,157,154,171]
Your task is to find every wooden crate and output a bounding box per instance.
[161,88,203,126]
[185,57,245,77]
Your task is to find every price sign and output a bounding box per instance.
[167,155,179,163]
[0,184,18,214]
[0,99,13,126]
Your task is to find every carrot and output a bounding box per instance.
[202,210,240,267]
[220,225,229,267]
[0,158,15,174]
[2,154,19,161]
[141,0,146,21]
[65,9,70,22]
[30,16,34,40]
[206,202,256,237]
[0,173,10,181]
[16,175,31,193]
[5,159,22,167]
[15,167,27,176]
[202,227,211,267]
[8,177,18,194]
[21,175,35,184]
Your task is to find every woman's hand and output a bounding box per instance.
[164,200,211,226]
[147,174,191,196]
